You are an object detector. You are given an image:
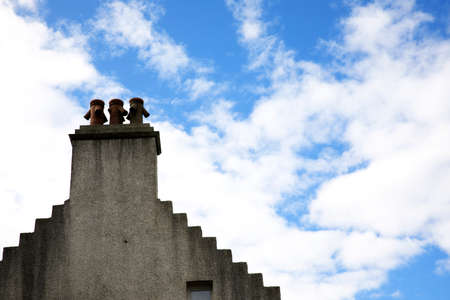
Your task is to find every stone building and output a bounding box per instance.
[0,99,281,299]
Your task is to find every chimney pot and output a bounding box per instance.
[108,99,128,125]
[84,99,107,125]
[127,97,150,124]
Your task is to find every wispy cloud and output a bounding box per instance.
[391,290,402,298]
[92,0,222,101]
[153,0,450,299]
[93,0,190,78]
[184,77,229,100]
[435,258,450,275]
[226,0,265,42]
[7,0,40,11]
[226,0,278,70]
[185,77,216,100]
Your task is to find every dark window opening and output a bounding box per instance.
[187,280,213,300]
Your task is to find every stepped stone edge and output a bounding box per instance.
[0,198,281,296]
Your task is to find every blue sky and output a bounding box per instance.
[1,0,450,299]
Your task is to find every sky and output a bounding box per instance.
[0,0,450,299]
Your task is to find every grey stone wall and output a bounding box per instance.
[0,124,281,300]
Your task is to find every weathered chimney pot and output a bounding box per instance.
[127,97,150,124]
[108,99,128,125]
[84,99,107,125]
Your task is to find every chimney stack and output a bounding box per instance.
[67,100,161,298]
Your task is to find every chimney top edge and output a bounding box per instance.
[69,123,161,155]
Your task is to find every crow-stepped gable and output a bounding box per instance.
[0,98,281,300]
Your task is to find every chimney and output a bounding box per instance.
[67,98,161,298]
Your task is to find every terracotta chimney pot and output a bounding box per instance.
[84,99,107,125]
[127,97,150,124]
[108,99,128,125]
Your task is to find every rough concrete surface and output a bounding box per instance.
[0,124,281,300]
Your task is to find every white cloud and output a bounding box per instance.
[185,78,216,100]
[1,1,450,300]
[94,0,210,80]
[93,0,220,100]
[0,0,125,256]
[391,290,402,298]
[226,0,265,41]
[93,0,189,78]
[242,20,263,40]
[340,1,432,55]
[153,0,450,300]
[435,258,450,275]
[226,0,277,70]
[5,0,39,11]
[184,78,228,100]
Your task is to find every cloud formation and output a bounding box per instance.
[153,0,450,299]
[0,0,124,256]
[1,1,449,300]
[94,0,190,79]
[93,0,221,102]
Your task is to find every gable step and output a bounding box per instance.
[159,200,173,214]
[217,249,232,263]
[2,247,18,261]
[19,232,34,247]
[249,273,264,299]
[233,262,248,274]
[0,261,3,296]
[19,233,35,299]
[172,213,187,228]
[34,218,51,232]
[232,262,250,299]
[188,226,202,239]
[51,204,65,221]
[264,286,281,300]
[201,237,217,252]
